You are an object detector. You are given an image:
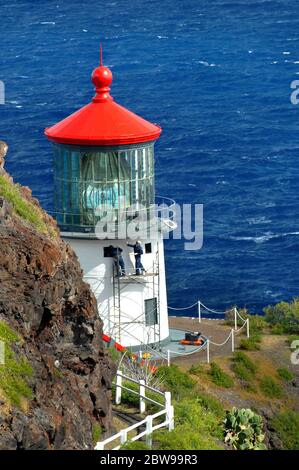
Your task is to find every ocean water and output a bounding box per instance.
[1,0,299,313]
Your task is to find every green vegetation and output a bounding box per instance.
[0,320,33,407]
[287,334,299,346]
[223,408,266,450]
[232,352,258,383]
[270,410,299,450]
[155,365,196,399]
[92,423,104,444]
[277,367,294,382]
[189,364,204,376]
[264,299,299,334]
[0,175,51,235]
[154,397,223,450]
[259,376,283,399]
[239,333,261,351]
[121,441,150,450]
[196,391,225,418]
[209,362,234,388]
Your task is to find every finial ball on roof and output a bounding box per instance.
[92,66,113,89]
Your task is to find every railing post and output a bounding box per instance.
[167,349,170,367]
[145,415,153,448]
[198,300,201,323]
[231,329,235,353]
[94,441,104,450]
[165,391,174,431]
[120,429,128,446]
[246,318,250,338]
[206,339,210,364]
[234,307,237,331]
[116,370,122,405]
[139,379,146,414]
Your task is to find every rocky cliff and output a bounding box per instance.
[0,141,115,450]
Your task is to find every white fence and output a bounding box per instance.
[94,370,174,450]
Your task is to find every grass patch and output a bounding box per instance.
[231,353,257,387]
[155,365,196,399]
[270,410,299,450]
[0,175,50,235]
[92,423,104,444]
[196,392,225,418]
[189,364,204,376]
[121,441,150,450]
[259,376,283,399]
[209,362,234,388]
[239,333,261,351]
[0,320,34,408]
[277,367,294,382]
[154,397,224,450]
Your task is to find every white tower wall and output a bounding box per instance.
[62,235,170,349]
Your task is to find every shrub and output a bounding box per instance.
[223,407,266,450]
[270,410,299,450]
[155,398,223,450]
[249,315,267,334]
[233,352,258,375]
[277,367,294,382]
[155,365,196,399]
[154,425,223,450]
[189,364,203,376]
[264,299,299,334]
[209,362,234,388]
[239,333,261,351]
[259,376,283,399]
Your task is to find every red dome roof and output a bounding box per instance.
[45,56,162,146]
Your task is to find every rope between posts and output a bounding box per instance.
[235,319,248,334]
[199,302,235,315]
[209,329,233,347]
[168,302,198,310]
[236,309,247,323]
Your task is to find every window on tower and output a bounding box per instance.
[144,297,158,326]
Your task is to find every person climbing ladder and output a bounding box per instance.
[127,240,145,275]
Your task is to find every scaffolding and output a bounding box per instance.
[111,242,161,347]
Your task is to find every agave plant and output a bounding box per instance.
[223,407,266,450]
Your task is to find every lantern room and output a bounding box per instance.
[45,56,161,235]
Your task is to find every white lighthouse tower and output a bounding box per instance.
[45,51,175,349]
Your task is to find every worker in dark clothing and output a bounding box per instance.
[127,240,145,275]
[110,245,126,276]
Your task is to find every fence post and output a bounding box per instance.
[139,379,146,414]
[94,441,104,450]
[120,429,128,446]
[206,339,210,364]
[234,307,237,331]
[246,319,250,338]
[198,300,201,323]
[165,391,174,431]
[167,349,170,367]
[231,329,235,353]
[145,415,153,448]
[115,370,122,405]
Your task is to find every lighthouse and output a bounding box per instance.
[45,50,175,349]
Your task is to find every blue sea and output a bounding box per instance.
[1,0,299,314]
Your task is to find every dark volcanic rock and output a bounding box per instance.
[0,141,115,450]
